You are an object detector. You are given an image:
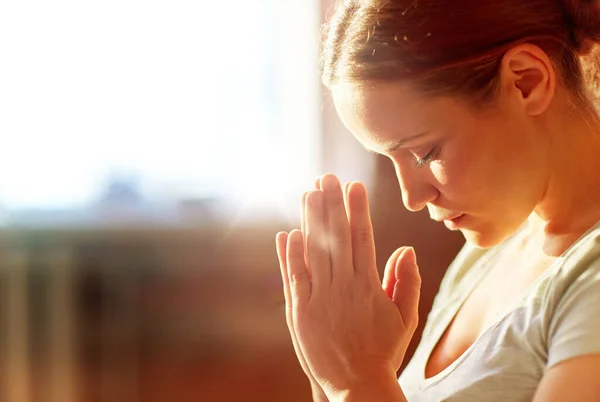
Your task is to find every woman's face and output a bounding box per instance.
[332,82,550,248]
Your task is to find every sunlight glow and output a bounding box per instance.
[0,0,320,218]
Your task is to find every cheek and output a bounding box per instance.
[429,161,450,186]
[429,141,485,198]
[430,159,482,202]
[430,141,514,215]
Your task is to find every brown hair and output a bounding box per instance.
[322,0,600,110]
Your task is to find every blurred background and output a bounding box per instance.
[0,1,465,401]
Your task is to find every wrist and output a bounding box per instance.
[330,373,407,402]
[311,383,329,402]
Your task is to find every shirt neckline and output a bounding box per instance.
[418,219,600,388]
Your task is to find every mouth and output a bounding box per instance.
[432,213,466,230]
[433,213,463,223]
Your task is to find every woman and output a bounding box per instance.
[276,0,600,401]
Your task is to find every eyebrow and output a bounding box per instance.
[368,132,430,154]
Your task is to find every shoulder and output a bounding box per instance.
[546,224,600,304]
[542,223,600,369]
[533,224,600,401]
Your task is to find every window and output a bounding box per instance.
[0,0,321,225]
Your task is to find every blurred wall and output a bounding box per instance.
[1,224,309,402]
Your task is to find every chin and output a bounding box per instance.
[461,230,504,249]
[460,222,521,249]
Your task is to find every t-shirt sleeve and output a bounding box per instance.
[547,242,600,369]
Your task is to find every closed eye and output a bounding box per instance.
[413,146,437,168]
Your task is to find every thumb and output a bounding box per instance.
[382,246,411,299]
[392,247,421,330]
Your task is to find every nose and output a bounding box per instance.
[393,159,439,212]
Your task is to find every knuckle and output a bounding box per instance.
[353,227,374,245]
[414,273,422,289]
[407,266,422,288]
[305,232,323,250]
[407,314,419,331]
[314,248,331,265]
[290,270,310,286]
[331,227,351,245]
[306,234,330,263]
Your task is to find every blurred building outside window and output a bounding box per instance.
[0,0,321,228]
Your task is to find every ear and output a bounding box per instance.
[499,43,556,116]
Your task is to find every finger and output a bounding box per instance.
[382,247,410,299]
[301,192,308,235]
[276,231,293,314]
[306,176,321,267]
[286,229,311,303]
[301,191,309,270]
[305,190,332,291]
[276,232,289,283]
[347,182,378,283]
[276,231,295,327]
[320,174,353,281]
[276,232,315,377]
[343,181,351,217]
[392,247,421,330]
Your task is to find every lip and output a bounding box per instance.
[442,214,466,230]
[433,213,463,223]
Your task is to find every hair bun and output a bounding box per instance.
[558,0,600,54]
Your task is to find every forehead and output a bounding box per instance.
[331,82,434,151]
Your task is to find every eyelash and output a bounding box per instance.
[413,146,437,168]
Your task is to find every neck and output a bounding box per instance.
[531,104,600,256]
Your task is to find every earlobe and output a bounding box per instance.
[501,44,556,116]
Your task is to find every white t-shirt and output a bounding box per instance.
[398,221,600,401]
